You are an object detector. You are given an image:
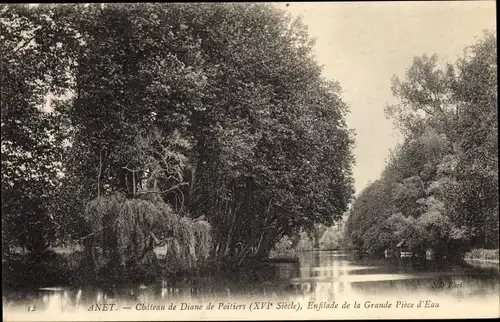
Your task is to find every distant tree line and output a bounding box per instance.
[270,220,347,257]
[1,3,354,275]
[345,33,498,258]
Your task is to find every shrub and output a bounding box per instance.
[270,235,295,257]
[464,248,499,260]
[319,228,343,250]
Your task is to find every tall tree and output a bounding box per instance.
[346,32,497,255]
[1,4,74,252]
[2,4,355,267]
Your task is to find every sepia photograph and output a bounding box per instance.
[1,1,498,321]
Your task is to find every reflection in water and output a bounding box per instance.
[2,251,499,314]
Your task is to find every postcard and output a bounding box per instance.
[1,2,498,321]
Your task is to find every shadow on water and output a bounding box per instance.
[2,250,499,312]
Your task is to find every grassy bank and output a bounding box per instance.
[464,248,499,262]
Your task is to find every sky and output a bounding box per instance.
[276,1,496,195]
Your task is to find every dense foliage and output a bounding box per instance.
[270,221,346,257]
[464,248,499,261]
[345,33,498,258]
[1,3,354,274]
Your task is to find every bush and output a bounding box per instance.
[270,235,295,257]
[319,228,343,250]
[295,231,315,251]
[269,231,316,258]
[464,248,499,260]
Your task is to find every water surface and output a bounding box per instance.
[3,251,499,320]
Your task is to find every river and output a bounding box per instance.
[3,251,499,320]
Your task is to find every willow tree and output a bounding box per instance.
[82,130,211,276]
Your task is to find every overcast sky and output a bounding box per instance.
[276,1,496,195]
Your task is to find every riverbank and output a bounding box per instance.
[2,248,297,289]
[465,258,499,264]
[2,249,206,288]
[464,248,499,263]
[2,250,81,288]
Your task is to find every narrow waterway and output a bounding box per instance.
[3,251,499,320]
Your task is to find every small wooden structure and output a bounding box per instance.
[397,239,413,259]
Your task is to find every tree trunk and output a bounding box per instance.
[132,170,136,197]
[97,150,105,197]
[223,206,236,258]
[189,165,196,207]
